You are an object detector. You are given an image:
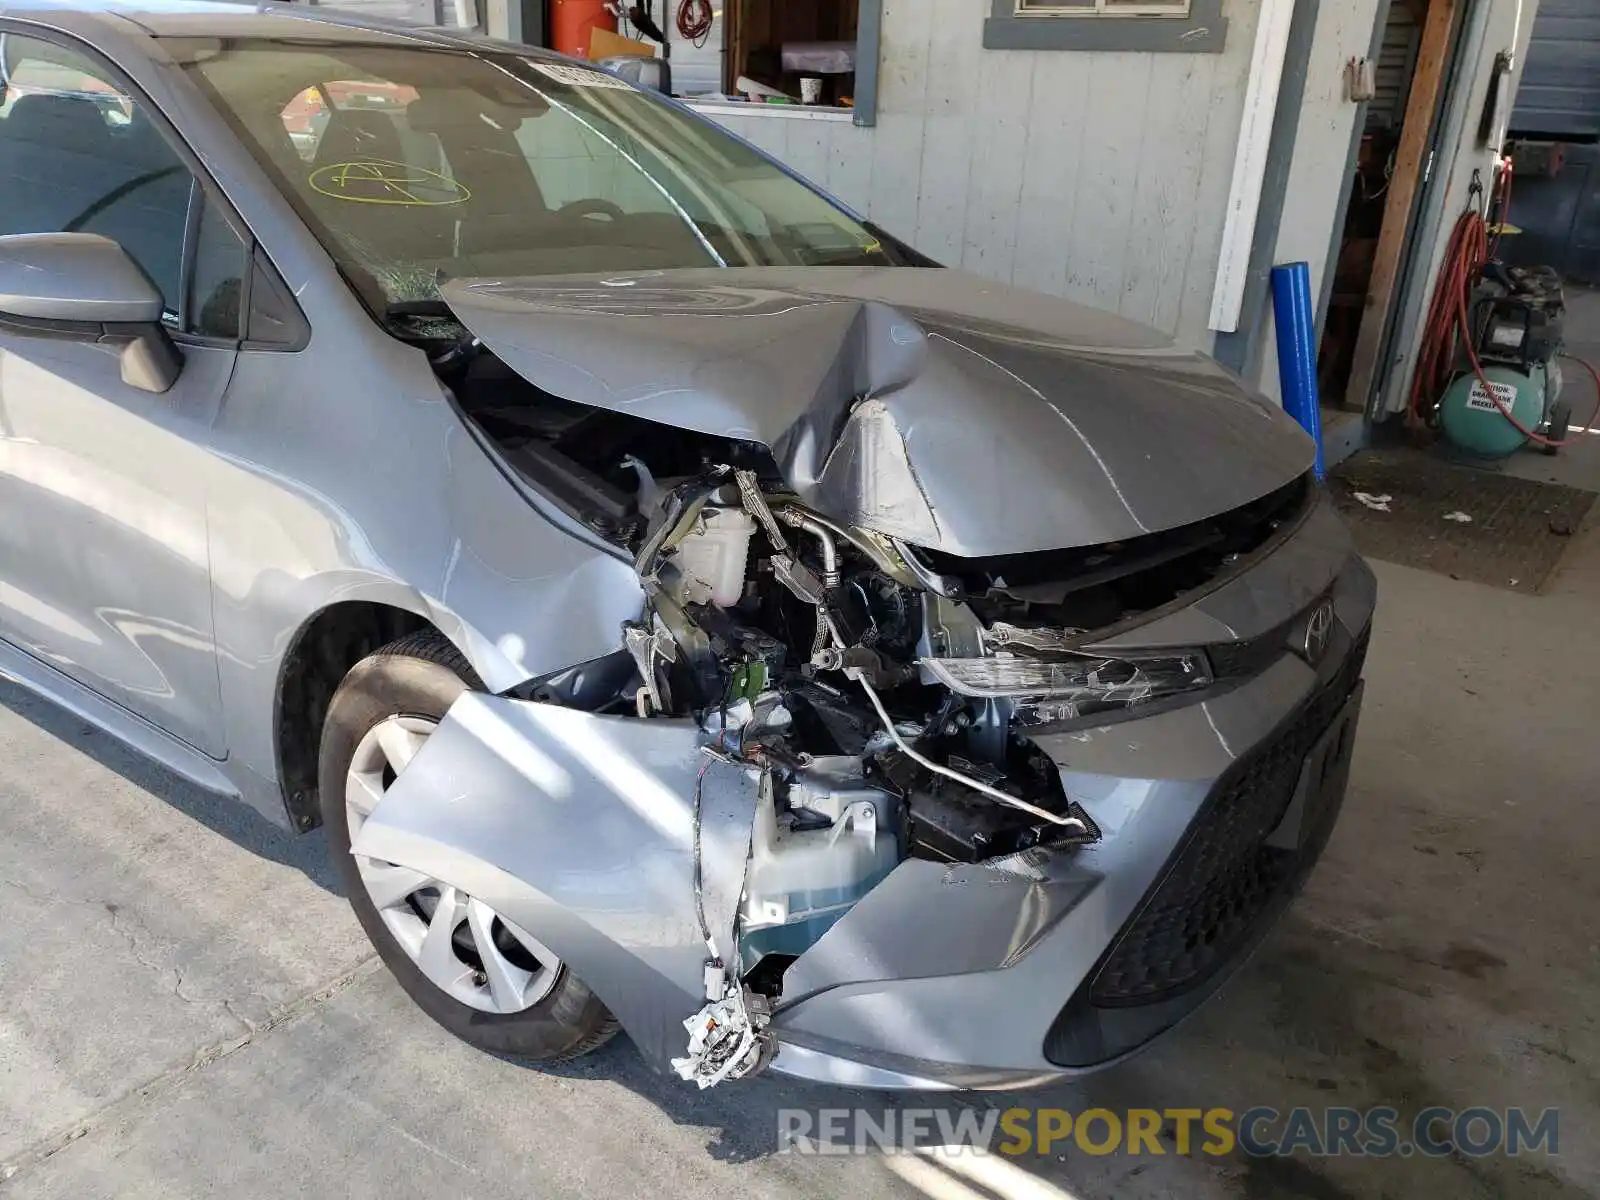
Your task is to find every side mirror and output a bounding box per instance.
[0,232,182,393]
[598,55,672,94]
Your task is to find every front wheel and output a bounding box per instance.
[318,631,617,1059]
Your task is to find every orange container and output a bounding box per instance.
[552,0,618,58]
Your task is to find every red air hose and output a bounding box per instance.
[676,0,713,43]
[1410,170,1599,447]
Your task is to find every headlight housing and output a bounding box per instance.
[921,650,1212,721]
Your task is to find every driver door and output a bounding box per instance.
[0,31,244,756]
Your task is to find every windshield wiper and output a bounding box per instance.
[382,299,478,364]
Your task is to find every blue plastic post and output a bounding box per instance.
[1270,261,1325,480]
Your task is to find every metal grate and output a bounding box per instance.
[1088,632,1368,1007]
[1329,449,1596,594]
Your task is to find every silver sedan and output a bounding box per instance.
[0,1,1374,1090]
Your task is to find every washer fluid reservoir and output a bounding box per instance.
[673,506,756,607]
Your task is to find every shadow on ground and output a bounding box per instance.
[470,891,1584,1199]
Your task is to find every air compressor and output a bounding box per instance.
[1437,263,1570,459]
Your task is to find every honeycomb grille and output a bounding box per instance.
[1088,632,1367,1007]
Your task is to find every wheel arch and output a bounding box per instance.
[251,556,635,831]
[272,599,496,831]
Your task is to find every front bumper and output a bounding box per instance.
[769,626,1367,1089]
[353,500,1376,1089]
[767,539,1375,1089]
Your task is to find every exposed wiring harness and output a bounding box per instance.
[1410,166,1600,447]
[676,0,714,45]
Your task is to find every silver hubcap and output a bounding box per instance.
[347,715,561,1014]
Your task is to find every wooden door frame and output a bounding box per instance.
[1342,0,1462,413]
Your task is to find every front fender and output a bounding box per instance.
[207,325,645,822]
[349,693,760,1070]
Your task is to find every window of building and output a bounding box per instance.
[0,33,247,335]
[984,0,1226,51]
[1014,0,1192,15]
[719,0,860,109]
[596,0,881,125]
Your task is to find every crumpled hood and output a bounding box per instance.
[440,267,1314,556]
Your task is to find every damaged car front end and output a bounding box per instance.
[350,269,1375,1090]
[157,31,1375,1090]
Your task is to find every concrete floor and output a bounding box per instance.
[3,536,1598,1199]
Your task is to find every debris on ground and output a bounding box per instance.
[1353,492,1394,512]
[1443,511,1473,523]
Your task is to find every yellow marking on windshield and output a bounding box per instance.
[308,159,471,206]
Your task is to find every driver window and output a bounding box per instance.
[0,35,191,313]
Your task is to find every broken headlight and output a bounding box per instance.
[922,650,1212,721]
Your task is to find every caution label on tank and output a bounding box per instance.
[1466,379,1519,414]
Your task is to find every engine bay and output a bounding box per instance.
[412,332,1312,1079]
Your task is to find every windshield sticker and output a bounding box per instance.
[526,61,636,90]
[308,160,471,206]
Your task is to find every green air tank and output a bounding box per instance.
[1438,363,1547,459]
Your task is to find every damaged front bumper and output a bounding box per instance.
[352,517,1378,1090]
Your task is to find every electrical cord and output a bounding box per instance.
[1487,157,1512,262]
[676,0,713,45]
[1410,171,1600,447]
[606,0,632,39]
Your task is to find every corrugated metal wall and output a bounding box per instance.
[1510,0,1600,139]
[1502,0,1600,283]
[1367,1,1419,131]
[708,0,1264,347]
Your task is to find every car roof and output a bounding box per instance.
[0,0,554,55]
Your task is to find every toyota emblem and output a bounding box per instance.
[1302,601,1335,666]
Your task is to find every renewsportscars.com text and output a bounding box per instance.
[777,1106,1559,1159]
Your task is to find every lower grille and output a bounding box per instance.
[1087,631,1368,1007]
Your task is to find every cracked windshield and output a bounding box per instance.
[178,40,895,313]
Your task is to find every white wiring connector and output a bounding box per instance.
[670,977,773,1089]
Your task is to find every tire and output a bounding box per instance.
[318,631,618,1060]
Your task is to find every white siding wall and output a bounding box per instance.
[1256,0,1384,402]
[706,0,1265,349]
[308,0,449,24]
[663,7,727,98]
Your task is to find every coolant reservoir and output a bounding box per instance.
[673,506,756,607]
[738,760,900,970]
